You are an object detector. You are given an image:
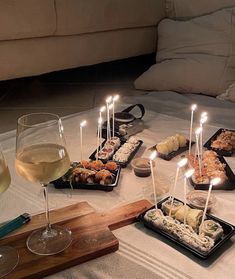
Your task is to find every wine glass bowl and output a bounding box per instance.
[15,113,72,256]
[0,148,19,277]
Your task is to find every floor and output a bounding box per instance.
[0,54,154,133]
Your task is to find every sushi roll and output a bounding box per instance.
[127,136,139,145]
[174,205,191,223]
[161,198,183,216]
[186,208,203,231]
[156,142,169,155]
[95,169,113,185]
[175,134,187,147]
[200,220,223,241]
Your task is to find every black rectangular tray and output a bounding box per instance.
[150,140,194,161]
[189,156,235,190]
[51,163,121,192]
[204,128,235,157]
[138,196,235,259]
[89,140,143,168]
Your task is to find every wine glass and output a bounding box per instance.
[0,147,19,277]
[15,113,72,255]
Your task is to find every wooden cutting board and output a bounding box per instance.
[1,199,152,279]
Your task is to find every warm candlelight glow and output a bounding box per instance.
[184,168,195,178]
[80,120,87,127]
[177,158,188,168]
[200,115,208,124]
[100,106,106,113]
[108,103,113,110]
[98,117,102,125]
[149,151,157,161]
[195,127,202,135]
[201,111,207,118]
[211,177,221,186]
[191,104,197,111]
[106,96,112,103]
[113,94,119,102]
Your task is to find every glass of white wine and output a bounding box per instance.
[15,113,72,255]
[0,147,19,277]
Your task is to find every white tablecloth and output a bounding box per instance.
[0,91,235,279]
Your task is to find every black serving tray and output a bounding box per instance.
[151,140,194,161]
[189,156,235,190]
[89,140,143,168]
[138,196,235,259]
[204,128,235,157]
[51,163,121,192]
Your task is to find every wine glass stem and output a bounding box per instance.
[42,184,51,232]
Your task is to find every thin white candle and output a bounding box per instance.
[96,117,102,159]
[169,158,188,216]
[112,95,119,138]
[149,151,157,209]
[183,169,195,226]
[106,97,112,140]
[200,114,208,157]
[99,106,106,144]
[108,103,113,140]
[80,120,87,162]
[195,127,202,176]
[199,177,221,234]
[189,104,197,154]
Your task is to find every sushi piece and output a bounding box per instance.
[161,198,183,216]
[72,168,96,184]
[174,205,191,223]
[200,220,223,241]
[186,208,203,231]
[105,161,118,171]
[156,142,169,155]
[95,169,113,185]
[176,134,187,148]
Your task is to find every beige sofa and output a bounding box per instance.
[0,0,165,81]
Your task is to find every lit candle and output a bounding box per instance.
[189,104,197,154]
[183,169,195,226]
[112,95,119,138]
[108,103,113,140]
[106,96,112,140]
[149,151,157,209]
[199,177,221,234]
[169,158,188,217]
[99,106,106,145]
[195,127,202,176]
[80,120,87,162]
[200,113,208,157]
[96,117,102,160]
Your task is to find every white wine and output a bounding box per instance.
[0,160,11,194]
[15,143,70,183]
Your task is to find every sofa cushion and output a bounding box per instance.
[55,0,165,36]
[134,7,235,97]
[166,0,235,19]
[0,0,56,41]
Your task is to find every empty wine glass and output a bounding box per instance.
[15,113,72,255]
[0,147,19,277]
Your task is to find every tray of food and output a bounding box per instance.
[204,128,235,156]
[138,196,235,259]
[150,134,194,161]
[89,136,143,168]
[187,150,235,190]
[51,160,121,191]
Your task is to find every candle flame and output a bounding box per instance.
[210,177,221,186]
[201,111,207,118]
[149,151,157,161]
[108,103,113,110]
[195,127,202,135]
[106,96,112,103]
[177,158,188,168]
[100,106,106,113]
[184,168,195,178]
[191,104,197,111]
[113,94,119,102]
[98,117,102,125]
[80,120,87,127]
[200,115,208,124]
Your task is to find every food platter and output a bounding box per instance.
[138,197,235,259]
[51,161,121,192]
[89,137,143,168]
[204,128,235,157]
[151,141,195,161]
[188,156,235,190]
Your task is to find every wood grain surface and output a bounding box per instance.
[1,199,152,279]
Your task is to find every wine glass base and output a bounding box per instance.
[0,246,19,278]
[26,225,72,256]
